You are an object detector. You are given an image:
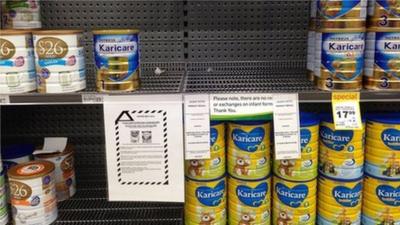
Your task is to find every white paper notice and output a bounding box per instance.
[103,95,184,202]
[273,94,301,160]
[184,94,211,160]
[34,137,68,154]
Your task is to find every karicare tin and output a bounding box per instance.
[273,151,318,182]
[319,149,364,180]
[32,30,86,93]
[2,0,41,29]
[319,113,365,152]
[300,112,320,154]
[318,175,363,210]
[93,29,140,92]
[368,0,400,28]
[362,203,400,225]
[185,176,226,211]
[364,29,400,90]
[185,151,225,181]
[210,121,225,152]
[318,207,361,225]
[0,30,36,94]
[273,176,317,211]
[363,174,400,207]
[272,207,316,225]
[227,121,271,154]
[317,0,367,29]
[8,160,58,225]
[34,144,76,201]
[314,29,366,91]
[227,151,270,180]
[366,113,400,151]
[228,175,271,207]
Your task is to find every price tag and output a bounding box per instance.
[184,94,211,160]
[0,95,10,105]
[273,93,301,160]
[82,93,104,104]
[332,92,362,130]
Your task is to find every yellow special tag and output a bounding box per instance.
[331,92,362,130]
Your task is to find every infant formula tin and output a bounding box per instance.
[368,0,400,28]
[363,174,400,207]
[227,121,271,153]
[318,175,363,211]
[228,175,271,207]
[272,176,317,216]
[0,30,36,93]
[93,29,140,92]
[314,29,366,91]
[273,151,318,182]
[319,113,365,152]
[272,207,316,225]
[32,30,86,93]
[317,0,367,29]
[366,113,400,151]
[364,29,400,90]
[2,144,34,173]
[185,208,226,225]
[362,203,400,225]
[2,0,41,29]
[210,121,225,153]
[318,207,361,225]
[227,150,270,180]
[185,176,226,211]
[34,144,76,201]
[319,149,364,180]
[185,152,225,181]
[8,161,58,225]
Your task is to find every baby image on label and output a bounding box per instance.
[318,0,364,19]
[321,32,365,82]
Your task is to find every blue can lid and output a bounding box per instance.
[367,113,400,124]
[320,112,366,123]
[210,121,224,126]
[229,120,269,125]
[300,112,319,127]
[1,144,34,160]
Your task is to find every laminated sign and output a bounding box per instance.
[103,95,184,202]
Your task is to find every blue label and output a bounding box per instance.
[321,32,365,81]
[332,183,362,207]
[377,0,400,17]
[376,184,400,206]
[381,128,400,150]
[94,34,139,81]
[275,183,308,208]
[38,58,66,67]
[318,0,361,19]
[320,126,354,151]
[195,180,225,207]
[231,127,265,152]
[0,59,13,67]
[210,128,218,146]
[374,32,400,79]
[236,182,268,207]
[301,129,311,149]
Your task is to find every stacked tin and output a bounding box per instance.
[227,121,271,225]
[184,121,226,225]
[1,0,41,29]
[318,113,365,225]
[8,161,58,225]
[365,1,400,90]
[0,30,37,94]
[314,0,367,91]
[272,112,319,225]
[307,0,318,81]
[363,113,400,224]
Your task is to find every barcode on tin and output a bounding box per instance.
[82,94,103,104]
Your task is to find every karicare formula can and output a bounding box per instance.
[363,174,400,208]
[32,30,86,93]
[8,161,58,225]
[364,29,400,90]
[314,29,366,91]
[366,113,400,151]
[317,0,367,29]
[227,121,271,154]
[368,0,400,28]
[2,0,41,29]
[93,29,140,92]
[0,30,36,94]
[34,144,76,201]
